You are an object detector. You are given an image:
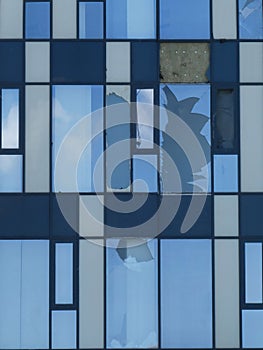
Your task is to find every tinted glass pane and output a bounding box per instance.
[55,243,73,304]
[107,0,156,39]
[161,239,212,348]
[107,239,158,348]
[245,243,262,303]
[79,2,103,39]
[52,85,103,192]
[133,155,158,192]
[160,84,211,193]
[0,155,22,192]
[1,89,19,149]
[160,0,210,39]
[214,155,238,192]
[136,89,154,149]
[243,310,263,348]
[239,0,263,39]
[25,2,50,39]
[52,310,77,349]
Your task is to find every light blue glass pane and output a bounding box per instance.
[160,0,210,39]
[21,240,49,349]
[1,89,19,149]
[243,310,263,347]
[133,155,158,192]
[79,2,103,39]
[25,2,50,39]
[107,0,156,39]
[136,89,154,149]
[52,85,103,192]
[239,0,263,39]
[52,310,77,349]
[0,155,22,192]
[107,240,158,348]
[214,155,238,192]
[161,239,212,348]
[160,84,211,193]
[245,243,262,303]
[55,243,73,304]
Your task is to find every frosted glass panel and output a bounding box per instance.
[214,195,239,236]
[212,0,236,39]
[55,243,73,304]
[240,42,263,83]
[53,0,76,38]
[0,0,23,38]
[106,42,130,82]
[1,89,19,148]
[107,239,158,348]
[26,42,50,83]
[52,311,77,349]
[245,243,262,303]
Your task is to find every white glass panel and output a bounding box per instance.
[79,240,104,348]
[53,0,76,38]
[0,155,22,192]
[215,239,240,348]
[106,42,130,82]
[52,311,77,349]
[26,42,50,82]
[26,85,50,192]
[136,89,154,149]
[55,243,73,304]
[212,0,237,39]
[0,0,23,38]
[240,42,263,83]
[214,195,239,236]
[1,89,19,149]
[79,195,104,237]
[245,243,262,303]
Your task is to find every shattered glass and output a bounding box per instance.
[239,0,263,39]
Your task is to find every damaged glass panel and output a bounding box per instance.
[245,243,262,303]
[133,155,158,192]
[161,239,212,348]
[1,89,19,149]
[107,239,158,348]
[79,2,103,39]
[160,43,210,83]
[214,89,235,152]
[52,85,103,192]
[160,84,211,193]
[0,155,22,192]
[239,0,263,39]
[214,154,238,192]
[136,89,154,149]
[106,86,131,191]
[106,0,156,39]
[160,0,210,39]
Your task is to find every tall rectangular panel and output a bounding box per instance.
[106,42,130,82]
[55,243,73,304]
[53,0,76,38]
[241,86,263,191]
[0,0,23,38]
[26,42,50,82]
[245,243,262,303]
[212,0,237,39]
[215,239,239,348]
[79,240,104,348]
[25,86,50,192]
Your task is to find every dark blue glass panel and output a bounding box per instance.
[132,42,158,82]
[240,195,263,236]
[212,42,238,82]
[160,0,210,39]
[0,42,23,83]
[25,2,50,39]
[52,42,105,83]
[79,2,104,39]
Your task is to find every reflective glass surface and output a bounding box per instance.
[1,89,19,149]
[239,0,263,39]
[79,2,104,39]
[25,2,50,39]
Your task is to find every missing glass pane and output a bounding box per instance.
[1,89,19,149]
[136,89,154,149]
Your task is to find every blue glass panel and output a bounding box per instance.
[161,239,212,348]
[107,239,158,348]
[214,155,238,192]
[55,243,73,304]
[243,310,263,347]
[0,155,22,192]
[1,89,19,149]
[133,155,158,192]
[25,2,50,39]
[107,0,156,39]
[239,0,263,39]
[160,0,210,39]
[52,310,77,349]
[79,2,103,39]
[245,243,262,303]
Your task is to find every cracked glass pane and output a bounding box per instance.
[239,0,263,39]
[136,89,154,149]
[107,239,158,348]
[160,84,211,193]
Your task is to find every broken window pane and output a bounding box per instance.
[133,155,158,192]
[239,0,263,39]
[245,243,262,303]
[0,155,22,192]
[107,239,158,348]
[214,89,235,152]
[1,89,19,149]
[79,2,103,39]
[106,86,131,191]
[136,89,154,149]
[160,0,210,39]
[160,43,210,83]
[52,85,103,192]
[160,84,211,193]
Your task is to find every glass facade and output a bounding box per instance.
[0,0,262,349]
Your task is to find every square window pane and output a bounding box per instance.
[25,2,50,39]
[0,155,22,192]
[79,2,103,39]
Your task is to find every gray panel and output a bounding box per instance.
[79,195,104,237]
[240,43,263,83]
[26,42,50,82]
[245,243,262,303]
[55,243,73,304]
[215,239,239,348]
[212,0,237,39]
[214,195,239,236]
[79,240,104,348]
[0,0,23,38]
[53,0,76,38]
[106,42,130,82]
[25,86,50,192]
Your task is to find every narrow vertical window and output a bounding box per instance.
[136,89,154,149]
[1,89,19,149]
